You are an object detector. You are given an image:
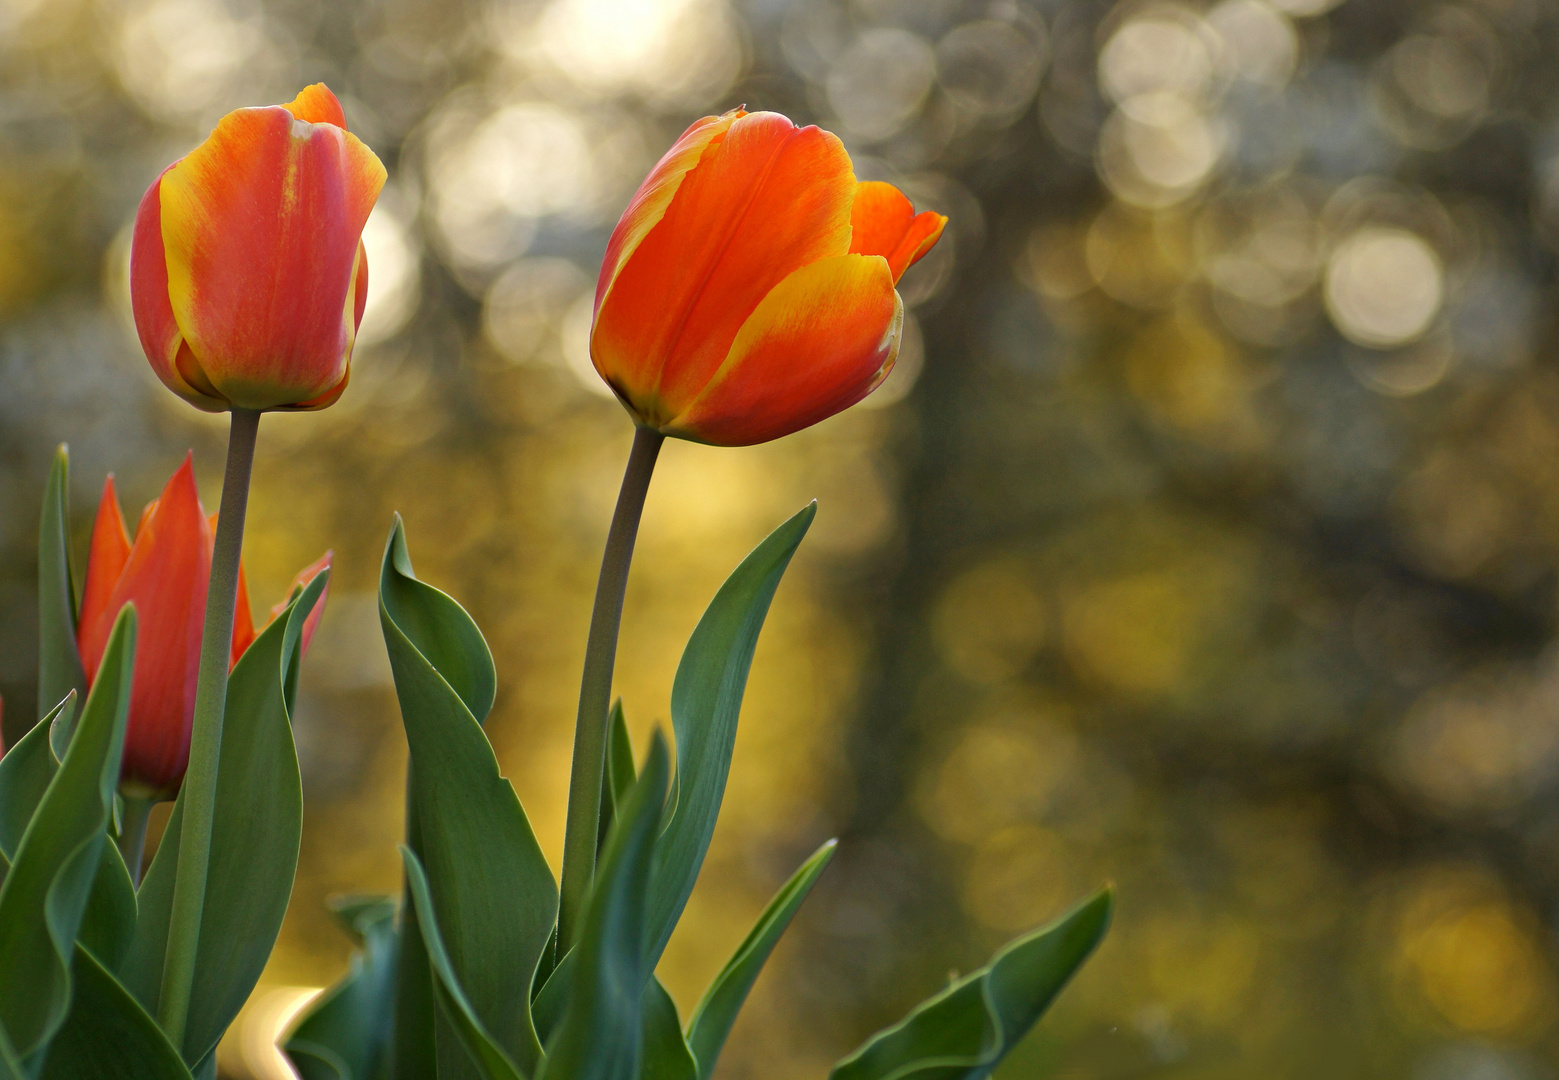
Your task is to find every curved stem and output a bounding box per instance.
[557,425,663,950]
[157,408,260,1047]
[118,795,155,888]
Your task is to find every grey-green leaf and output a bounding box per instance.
[122,574,325,1065]
[380,517,556,1078]
[640,978,696,1080]
[400,849,525,1080]
[0,606,133,1059]
[37,445,86,724]
[686,839,837,1079]
[828,888,1113,1080]
[38,946,193,1080]
[539,734,670,1080]
[284,896,399,1080]
[648,504,814,969]
[0,693,75,871]
[596,701,635,859]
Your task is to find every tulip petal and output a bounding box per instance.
[592,112,857,424]
[130,170,228,411]
[282,83,348,129]
[594,109,743,312]
[848,181,947,283]
[669,254,901,446]
[80,456,212,794]
[232,560,256,668]
[78,477,133,670]
[159,104,387,411]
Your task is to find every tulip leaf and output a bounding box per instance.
[647,503,814,969]
[123,573,325,1065]
[0,606,133,1060]
[78,841,137,972]
[380,517,556,1079]
[400,848,527,1080]
[37,945,193,1080]
[538,734,669,1080]
[828,888,1114,1080]
[37,445,87,725]
[686,839,837,1079]
[529,947,574,1050]
[0,1024,21,1080]
[284,896,399,1080]
[641,978,696,1080]
[390,805,438,1080]
[0,694,76,876]
[596,701,636,859]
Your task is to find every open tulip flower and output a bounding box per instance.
[590,108,946,446]
[130,83,387,413]
[76,455,330,796]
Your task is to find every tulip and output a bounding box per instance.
[589,108,946,447]
[130,83,387,413]
[76,456,330,797]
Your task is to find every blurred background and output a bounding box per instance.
[2,0,1559,1075]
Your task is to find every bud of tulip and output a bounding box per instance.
[77,456,330,796]
[130,84,387,413]
[590,109,946,446]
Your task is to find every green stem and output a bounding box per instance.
[156,408,260,1047]
[557,425,663,950]
[118,795,155,888]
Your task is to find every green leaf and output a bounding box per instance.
[686,839,837,1079]
[401,849,525,1080]
[596,701,636,859]
[828,888,1113,1080]
[640,978,695,1080]
[0,1024,23,1080]
[380,517,557,1078]
[0,694,75,871]
[284,897,399,1080]
[38,946,193,1080]
[647,504,814,969]
[78,842,137,973]
[0,606,133,1059]
[538,734,669,1080]
[122,573,325,1065]
[37,445,87,724]
[287,898,399,1080]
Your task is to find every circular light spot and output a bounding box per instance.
[1098,93,1222,208]
[1207,0,1297,89]
[531,0,742,106]
[483,258,590,366]
[827,28,936,140]
[931,558,1048,683]
[1324,227,1444,348]
[935,20,1045,119]
[1099,13,1217,105]
[355,192,421,349]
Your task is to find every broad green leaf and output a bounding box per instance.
[640,978,695,1080]
[648,505,814,968]
[596,701,635,859]
[401,849,525,1080]
[828,888,1113,1080]
[284,896,399,1080]
[38,946,193,1080]
[0,1023,22,1080]
[390,799,437,1080]
[686,839,837,1079]
[122,574,325,1065]
[0,694,75,872]
[538,734,669,1080]
[529,948,574,1050]
[78,842,136,972]
[380,518,556,1078]
[37,446,86,724]
[0,607,133,1059]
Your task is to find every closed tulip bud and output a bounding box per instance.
[77,456,330,796]
[130,84,387,413]
[590,109,946,446]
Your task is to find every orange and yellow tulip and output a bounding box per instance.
[130,84,387,413]
[77,456,330,796]
[590,109,946,446]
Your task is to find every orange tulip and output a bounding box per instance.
[77,456,330,796]
[589,109,946,446]
[130,84,387,413]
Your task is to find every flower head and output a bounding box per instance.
[590,109,945,446]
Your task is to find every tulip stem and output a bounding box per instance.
[558,424,663,951]
[157,407,260,1049]
[117,795,154,888]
